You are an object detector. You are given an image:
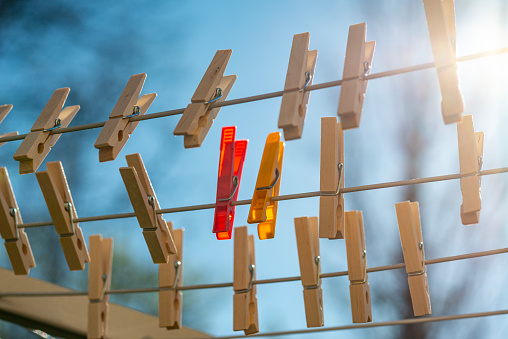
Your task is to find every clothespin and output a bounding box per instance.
[395,201,431,316]
[94,73,156,162]
[345,211,372,323]
[213,126,248,240]
[0,167,35,275]
[87,234,113,339]
[159,224,184,330]
[247,132,284,240]
[337,23,376,130]
[278,33,318,141]
[13,88,79,174]
[319,117,345,239]
[35,161,90,270]
[120,153,177,263]
[173,50,237,148]
[294,216,324,328]
[233,226,259,334]
[423,0,464,124]
[0,104,18,147]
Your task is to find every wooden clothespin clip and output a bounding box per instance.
[213,126,248,240]
[120,153,176,263]
[395,201,431,316]
[278,33,318,140]
[0,104,18,147]
[13,88,79,174]
[88,234,113,339]
[94,73,156,162]
[247,132,285,240]
[159,224,184,330]
[233,226,259,334]
[173,50,237,148]
[423,0,464,124]
[337,23,376,130]
[319,117,345,239]
[36,161,90,270]
[457,115,483,225]
[0,167,35,275]
[345,211,372,323]
[294,216,324,328]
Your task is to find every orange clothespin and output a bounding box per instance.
[395,201,431,316]
[159,224,184,330]
[87,234,113,339]
[35,161,90,271]
[0,104,18,147]
[319,117,345,239]
[247,132,284,240]
[0,167,35,275]
[13,88,79,174]
[233,226,259,335]
[337,23,375,130]
[94,73,156,162]
[120,153,176,263]
[345,211,372,323]
[423,0,464,124]
[294,216,324,328]
[278,32,318,140]
[173,50,237,148]
[457,115,483,225]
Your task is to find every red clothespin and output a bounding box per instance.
[213,126,248,240]
[0,104,18,147]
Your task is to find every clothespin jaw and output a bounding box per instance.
[278,33,318,140]
[120,153,177,263]
[0,104,19,147]
[395,201,431,316]
[13,88,79,174]
[0,167,36,275]
[233,226,259,335]
[174,50,237,148]
[88,234,113,339]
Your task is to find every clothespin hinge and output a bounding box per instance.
[256,169,280,191]
[321,163,343,196]
[218,176,239,202]
[299,72,312,92]
[60,202,76,237]
[408,242,426,277]
[304,255,321,290]
[145,195,158,231]
[42,118,62,132]
[90,273,110,303]
[350,250,367,285]
[5,208,20,242]
[204,88,223,105]
[122,105,141,119]
[236,264,255,294]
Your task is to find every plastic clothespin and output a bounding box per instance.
[395,201,431,316]
[278,33,318,141]
[233,226,259,335]
[0,167,35,275]
[457,115,483,225]
[36,161,90,271]
[87,234,113,339]
[423,0,464,124]
[213,126,248,240]
[94,73,156,162]
[173,50,237,148]
[247,132,284,240]
[0,104,19,147]
[337,23,376,130]
[13,88,79,174]
[159,224,184,330]
[120,153,177,263]
[345,211,372,323]
[294,216,324,328]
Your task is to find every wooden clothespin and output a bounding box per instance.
[120,153,176,263]
[319,117,345,239]
[159,224,184,330]
[337,23,375,130]
[233,226,259,334]
[0,104,18,147]
[395,201,431,316]
[278,33,318,140]
[36,161,90,271]
[423,0,464,124]
[247,132,284,240]
[294,216,324,328]
[13,88,79,174]
[88,234,113,339]
[457,115,483,225]
[94,73,157,162]
[173,50,237,148]
[0,167,35,275]
[345,211,372,323]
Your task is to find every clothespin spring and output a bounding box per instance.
[350,250,368,285]
[362,61,371,79]
[90,273,110,303]
[408,242,426,277]
[236,264,256,294]
[305,256,321,290]
[161,260,182,292]
[204,88,223,105]
[256,169,280,191]
[299,72,312,92]
[123,105,141,119]
[42,118,62,132]
[60,202,76,237]
[218,176,239,202]
[145,195,158,231]
[5,208,20,242]
[321,163,344,197]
